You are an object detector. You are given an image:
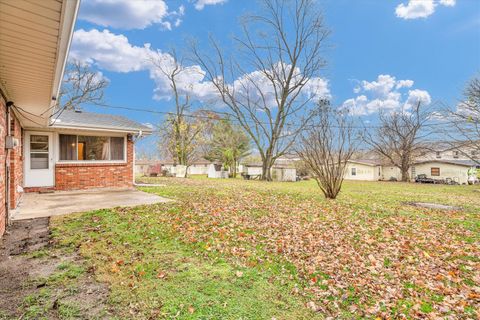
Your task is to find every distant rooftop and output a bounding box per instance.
[348,159,383,166]
[414,159,479,167]
[50,109,153,134]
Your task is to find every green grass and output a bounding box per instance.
[49,177,480,319]
[53,207,316,319]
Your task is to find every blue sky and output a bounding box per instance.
[69,0,480,154]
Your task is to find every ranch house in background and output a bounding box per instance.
[0,0,151,237]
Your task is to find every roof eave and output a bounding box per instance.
[50,123,153,135]
[48,0,81,123]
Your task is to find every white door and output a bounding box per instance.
[25,132,54,187]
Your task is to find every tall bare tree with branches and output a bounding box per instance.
[191,0,330,180]
[446,76,480,163]
[150,50,208,173]
[58,60,109,111]
[296,102,356,199]
[363,102,432,182]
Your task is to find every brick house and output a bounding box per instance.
[0,0,152,237]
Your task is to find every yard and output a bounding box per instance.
[2,178,479,319]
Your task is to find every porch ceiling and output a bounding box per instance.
[0,0,79,127]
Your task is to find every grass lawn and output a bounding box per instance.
[47,177,478,319]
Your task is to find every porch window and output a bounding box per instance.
[431,167,440,176]
[59,134,125,161]
[30,135,49,169]
[351,167,356,176]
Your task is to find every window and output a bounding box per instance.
[431,167,440,176]
[453,151,459,159]
[59,134,125,161]
[30,135,49,169]
[435,151,441,159]
[472,150,478,158]
[351,167,356,176]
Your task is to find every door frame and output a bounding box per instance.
[24,131,55,187]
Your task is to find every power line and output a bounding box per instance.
[93,102,474,129]
[9,100,479,130]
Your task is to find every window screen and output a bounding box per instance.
[110,137,124,160]
[30,135,49,169]
[59,135,125,161]
[59,135,77,160]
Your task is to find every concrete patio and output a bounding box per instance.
[10,188,171,220]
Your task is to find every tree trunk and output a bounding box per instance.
[232,159,237,178]
[401,167,409,182]
[261,156,273,181]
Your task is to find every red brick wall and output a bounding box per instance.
[0,96,6,236]
[54,139,134,190]
[9,114,23,208]
[0,96,24,237]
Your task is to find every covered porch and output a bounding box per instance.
[10,188,171,220]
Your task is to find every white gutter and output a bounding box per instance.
[50,124,153,135]
[49,0,81,120]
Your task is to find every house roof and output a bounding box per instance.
[348,159,382,166]
[51,109,153,134]
[413,159,479,167]
[0,0,80,127]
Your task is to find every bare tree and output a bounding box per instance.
[150,50,210,175]
[58,60,108,111]
[296,102,356,199]
[363,102,431,182]
[158,112,207,174]
[191,0,330,180]
[446,76,480,163]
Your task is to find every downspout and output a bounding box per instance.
[132,130,143,186]
[3,96,12,227]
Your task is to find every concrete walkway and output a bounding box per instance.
[10,188,171,220]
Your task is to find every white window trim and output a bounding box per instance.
[56,132,128,164]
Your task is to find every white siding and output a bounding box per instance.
[413,162,470,184]
[344,163,380,181]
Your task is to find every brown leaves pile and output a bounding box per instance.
[150,178,480,318]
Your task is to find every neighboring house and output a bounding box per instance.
[135,159,157,176]
[418,142,479,162]
[411,160,479,185]
[0,0,151,237]
[344,160,383,181]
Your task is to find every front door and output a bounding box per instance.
[25,132,54,187]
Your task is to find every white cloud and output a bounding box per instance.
[395,0,456,20]
[439,0,456,7]
[79,0,184,30]
[70,29,329,106]
[194,0,228,10]
[342,75,431,115]
[70,29,151,72]
[396,79,414,89]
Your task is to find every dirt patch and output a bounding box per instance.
[405,202,463,211]
[0,218,111,319]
